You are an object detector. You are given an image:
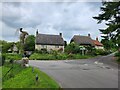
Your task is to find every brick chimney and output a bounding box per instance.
[88,33,91,37]
[59,33,62,37]
[96,37,98,41]
[36,29,38,35]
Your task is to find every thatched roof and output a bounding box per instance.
[71,35,95,46]
[36,33,64,46]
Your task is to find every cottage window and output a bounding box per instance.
[41,45,47,49]
[55,46,59,48]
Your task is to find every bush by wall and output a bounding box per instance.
[115,52,120,62]
[0,54,6,66]
[3,53,22,60]
[29,53,92,60]
[91,49,110,56]
[29,53,56,60]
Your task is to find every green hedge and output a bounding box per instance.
[115,52,120,62]
[3,53,22,60]
[91,49,111,56]
[0,54,6,66]
[29,53,56,60]
[29,53,92,60]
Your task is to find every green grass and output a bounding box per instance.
[2,63,60,88]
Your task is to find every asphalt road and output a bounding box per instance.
[29,55,118,88]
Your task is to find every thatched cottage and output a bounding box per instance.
[71,34,104,49]
[35,31,65,52]
[70,34,95,47]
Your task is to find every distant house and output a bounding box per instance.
[70,34,95,47]
[12,44,19,53]
[8,48,12,53]
[8,44,19,53]
[93,37,104,49]
[35,31,65,52]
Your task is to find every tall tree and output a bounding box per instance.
[24,35,35,51]
[93,2,120,49]
[1,40,14,53]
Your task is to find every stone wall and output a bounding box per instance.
[35,44,64,52]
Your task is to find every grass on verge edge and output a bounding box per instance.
[2,63,60,88]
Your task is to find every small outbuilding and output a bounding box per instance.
[93,37,104,50]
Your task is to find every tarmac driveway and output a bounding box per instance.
[29,55,118,88]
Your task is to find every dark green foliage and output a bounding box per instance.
[24,35,35,51]
[29,53,56,60]
[16,41,21,51]
[2,54,6,65]
[91,49,111,56]
[35,48,48,54]
[64,41,67,47]
[115,52,120,57]
[115,51,120,64]
[3,53,22,60]
[56,53,68,60]
[41,48,48,54]
[65,42,80,54]
[29,53,92,60]
[101,39,116,50]
[1,40,14,53]
[34,49,42,53]
[9,59,14,64]
[0,54,6,66]
[93,2,120,48]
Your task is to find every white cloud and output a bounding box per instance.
[1,2,106,43]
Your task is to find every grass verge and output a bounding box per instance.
[2,63,60,88]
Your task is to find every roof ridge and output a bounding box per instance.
[38,33,60,36]
[74,35,90,37]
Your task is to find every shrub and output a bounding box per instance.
[41,48,48,54]
[57,53,67,60]
[115,52,120,57]
[67,54,91,59]
[29,52,92,60]
[34,49,42,54]
[3,53,22,60]
[29,53,56,60]
[115,52,120,62]
[67,53,75,59]
[65,42,80,54]
[58,48,63,52]
[0,54,6,66]
[91,49,110,56]
[74,54,91,59]
[35,48,48,54]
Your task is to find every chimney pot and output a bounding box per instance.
[59,33,62,37]
[96,37,98,41]
[88,33,91,37]
[36,29,38,35]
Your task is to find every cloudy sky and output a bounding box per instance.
[1,1,107,43]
